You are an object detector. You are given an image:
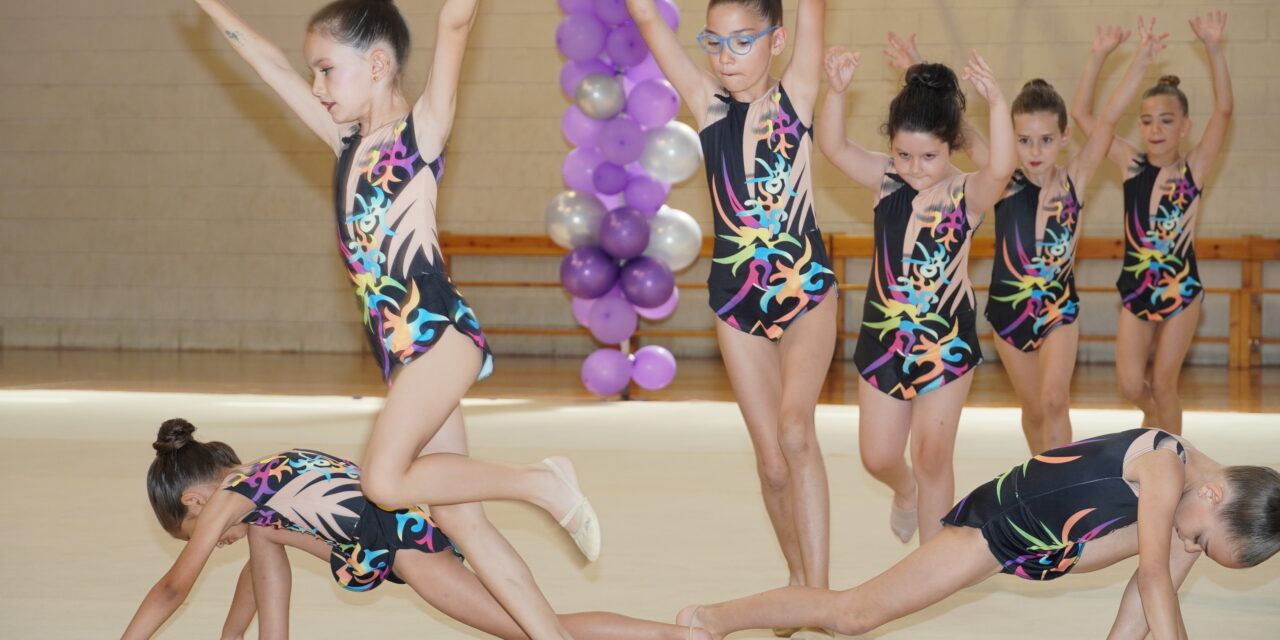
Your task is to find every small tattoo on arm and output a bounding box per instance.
[225,30,244,47]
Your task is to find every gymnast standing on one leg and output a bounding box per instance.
[175,2,600,638]
[1072,12,1234,435]
[628,4,838,637]
[817,46,1016,544]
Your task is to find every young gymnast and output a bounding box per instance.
[125,420,709,640]
[977,20,1167,454]
[677,427,1280,638]
[628,2,837,634]
[181,2,598,638]
[817,47,1016,543]
[1072,12,1234,435]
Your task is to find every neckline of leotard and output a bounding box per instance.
[341,111,413,146]
[714,80,783,106]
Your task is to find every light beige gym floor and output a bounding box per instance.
[2,390,1277,638]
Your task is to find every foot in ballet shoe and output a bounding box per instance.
[773,628,801,637]
[541,456,602,562]
[677,606,719,640]
[890,501,918,543]
[790,628,834,639]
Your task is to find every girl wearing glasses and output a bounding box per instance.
[818,47,1016,544]
[628,2,836,637]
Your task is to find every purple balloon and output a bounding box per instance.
[634,285,679,320]
[624,55,664,89]
[623,171,672,216]
[594,0,630,26]
[597,116,645,165]
[605,22,649,70]
[571,295,595,327]
[631,344,677,390]
[599,206,651,259]
[656,0,680,30]
[588,295,638,344]
[598,193,624,210]
[620,256,675,308]
[557,13,609,61]
[593,162,629,195]
[562,105,604,148]
[560,59,614,98]
[626,79,680,128]
[558,0,593,12]
[562,147,604,192]
[581,348,632,396]
[560,246,620,299]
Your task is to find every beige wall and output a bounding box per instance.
[1,0,1277,365]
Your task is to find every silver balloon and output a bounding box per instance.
[546,190,606,250]
[639,121,702,184]
[575,72,626,120]
[642,205,702,272]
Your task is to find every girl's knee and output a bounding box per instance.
[777,412,817,459]
[1040,388,1069,417]
[430,502,489,536]
[360,470,403,509]
[1149,376,1180,404]
[860,447,904,479]
[756,457,791,493]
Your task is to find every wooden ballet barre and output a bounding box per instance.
[437,233,1276,369]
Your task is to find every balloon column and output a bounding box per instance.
[549,0,703,397]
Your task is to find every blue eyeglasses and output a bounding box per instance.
[696,25,778,56]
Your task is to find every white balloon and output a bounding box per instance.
[575,72,626,120]
[639,121,703,184]
[546,191,606,249]
[642,205,703,272]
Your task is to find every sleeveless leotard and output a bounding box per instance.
[1116,154,1203,321]
[699,82,836,341]
[985,168,1082,351]
[335,113,494,382]
[222,449,457,592]
[943,428,1187,580]
[853,161,983,399]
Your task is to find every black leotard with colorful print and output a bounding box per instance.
[943,428,1187,580]
[1117,154,1203,321]
[985,168,1082,351]
[699,82,836,341]
[335,113,493,382]
[222,449,457,592]
[854,162,983,399]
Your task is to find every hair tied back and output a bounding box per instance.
[154,418,196,454]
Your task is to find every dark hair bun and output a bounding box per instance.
[906,64,958,91]
[1158,75,1181,89]
[154,418,196,453]
[1022,78,1054,92]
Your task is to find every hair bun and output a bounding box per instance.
[1158,75,1182,89]
[154,418,196,453]
[1022,78,1054,92]
[906,63,957,91]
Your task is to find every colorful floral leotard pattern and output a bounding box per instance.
[985,168,1082,351]
[335,114,494,382]
[698,83,836,341]
[1117,154,1203,321]
[854,163,983,399]
[222,449,457,592]
[943,428,1186,580]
